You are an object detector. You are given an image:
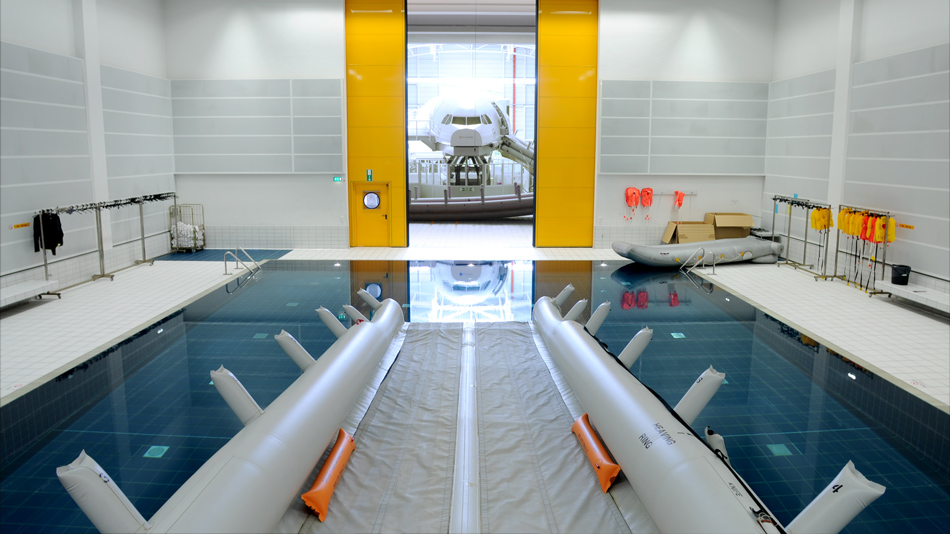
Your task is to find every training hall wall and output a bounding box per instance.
[1,0,948,289]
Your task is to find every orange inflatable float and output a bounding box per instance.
[301,428,356,521]
[571,413,621,492]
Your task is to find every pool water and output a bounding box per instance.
[0,259,947,533]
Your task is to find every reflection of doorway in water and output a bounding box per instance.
[408,261,534,322]
[406,2,537,249]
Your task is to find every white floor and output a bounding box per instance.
[2,223,948,413]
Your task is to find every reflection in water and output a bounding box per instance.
[409,261,534,322]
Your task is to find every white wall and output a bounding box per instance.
[858,0,950,62]
[599,0,777,82]
[163,0,345,80]
[771,0,838,81]
[0,0,77,57]
[97,0,167,78]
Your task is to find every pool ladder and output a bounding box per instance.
[224,247,262,276]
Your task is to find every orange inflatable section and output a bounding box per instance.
[301,428,356,522]
[571,413,621,492]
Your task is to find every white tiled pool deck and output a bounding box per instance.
[2,223,948,412]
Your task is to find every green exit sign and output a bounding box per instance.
[333,176,342,182]
[366,169,373,181]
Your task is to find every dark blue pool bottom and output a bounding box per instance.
[0,260,947,534]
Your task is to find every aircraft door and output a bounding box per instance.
[350,182,391,246]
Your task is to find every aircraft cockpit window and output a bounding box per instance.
[442,115,452,125]
[453,116,478,125]
[481,115,492,125]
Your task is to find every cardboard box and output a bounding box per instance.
[704,212,754,239]
[662,221,716,244]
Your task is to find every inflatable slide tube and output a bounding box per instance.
[302,428,356,521]
[57,450,150,534]
[275,330,316,372]
[571,413,621,492]
[534,296,784,534]
[612,236,784,267]
[786,461,885,534]
[132,298,404,533]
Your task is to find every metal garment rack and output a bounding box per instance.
[35,192,177,283]
[831,203,891,293]
[771,195,833,279]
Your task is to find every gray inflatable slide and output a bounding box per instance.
[612,236,784,267]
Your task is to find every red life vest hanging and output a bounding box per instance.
[636,290,649,309]
[621,291,636,310]
[673,191,685,208]
[641,188,653,207]
[669,291,679,307]
[625,187,640,208]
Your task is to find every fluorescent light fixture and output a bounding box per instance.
[724,298,730,302]
[156,328,163,334]
[350,10,392,13]
[551,11,591,15]
[334,263,341,267]
[600,262,607,267]
[848,373,856,380]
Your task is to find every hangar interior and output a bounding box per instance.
[0,1,948,533]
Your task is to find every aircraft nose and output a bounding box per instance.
[451,129,483,147]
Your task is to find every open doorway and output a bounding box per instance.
[406,2,537,249]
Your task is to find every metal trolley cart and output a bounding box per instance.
[170,203,205,253]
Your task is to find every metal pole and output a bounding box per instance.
[138,202,147,262]
[802,205,810,267]
[770,198,777,245]
[94,207,107,279]
[783,200,792,266]
[172,193,179,252]
[39,212,50,281]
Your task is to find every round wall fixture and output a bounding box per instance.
[363,192,381,209]
[365,283,383,299]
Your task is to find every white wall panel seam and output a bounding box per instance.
[1,126,88,134]
[851,70,950,88]
[849,130,950,136]
[848,156,949,161]
[0,68,84,84]
[849,100,950,113]
[0,98,85,110]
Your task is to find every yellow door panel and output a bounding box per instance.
[539,8,597,36]
[347,157,405,184]
[347,65,405,97]
[347,127,406,157]
[537,96,597,128]
[535,216,594,247]
[536,187,595,220]
[536,158,596,188]
[538,66,597,98]
[350,181,391,246]
[345,3,405,36]
[538,126,596,159]
[347,97,405,127]
[538,34,598,67]
[348,34,405,65]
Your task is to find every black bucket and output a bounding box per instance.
[891,265,911,285]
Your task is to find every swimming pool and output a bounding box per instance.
[0,259,947,533]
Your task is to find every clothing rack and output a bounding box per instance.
[35,192,177,282]
[832,203,891,292]
[771,195,834,279]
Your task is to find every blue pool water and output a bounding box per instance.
[1,259,947,533]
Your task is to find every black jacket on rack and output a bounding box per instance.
[33,213,64,255]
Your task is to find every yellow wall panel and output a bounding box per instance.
[346,127,405,157]
[537,158,596,188]
[538,34,598,66]
[346,65,404,97]
[536,188,595,220]
[538,66,597,97]
[348,97,404,127]
[538,9,597,36]
[537,96,597,128]
[346,0,406,247]
[536,0,597,248]
[538,126,596,159]
[347,34,404,65]
[346,3,405,35]
[536,217,594,247]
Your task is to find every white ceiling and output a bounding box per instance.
[407,0,536,44]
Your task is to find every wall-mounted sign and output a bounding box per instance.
[333,176,342,182]
[898,223,915,230]
[366,169,373,182]
[11,222,29,229]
